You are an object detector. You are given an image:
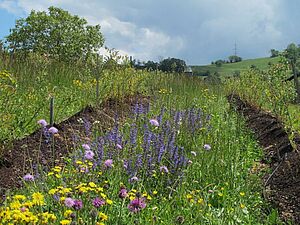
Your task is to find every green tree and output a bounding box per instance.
[159,58,186,73]
[215,59,224,67]
[284,43,300,103]
[6,6,104,61]
[228,55,242,63]
[145,60,158,71]
[270,49,279,58]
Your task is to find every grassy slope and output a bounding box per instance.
[192,57,280,77]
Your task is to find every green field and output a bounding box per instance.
[192,57,280,77]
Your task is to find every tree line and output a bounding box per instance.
[131,58,186,73]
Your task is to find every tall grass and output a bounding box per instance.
[0,54,158,144]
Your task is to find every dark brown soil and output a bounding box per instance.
[228,94,300,224]
[0,95,150,193]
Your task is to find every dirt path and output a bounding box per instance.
[228,94,300,224]
[0,95,149,193]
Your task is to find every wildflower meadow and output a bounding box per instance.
[0,56,283,224]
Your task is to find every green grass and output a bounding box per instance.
[0,54,157,144]
[192,57,280,77]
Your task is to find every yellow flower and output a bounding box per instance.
[23,201,34,208]
[40,212,57,223]
[64,210,73,217]
[59,188,72,195]
[49,188,58,195]
[53,166,62,172]
[79,187,88,193]
[32,192,44,205]
[10,201,21,209]
[98,212,108,221]
[197,198,204,204]
[100,193,107,199]
[106,199,113,205]
[76,160,83,165]
[47,172,54,176]
[186,194,193,200]
[60,219,71,225]
[96,187,104,193]
[89,182,97,188]
[239,192,245,197]
[240,204,245,209]
[218,193,223,197]
[13,195,26,201]
[153,190,158,195]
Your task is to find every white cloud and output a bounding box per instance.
[0,0,23,15]
[3,0,185,62]
[1,0,298,64]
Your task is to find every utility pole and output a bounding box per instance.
[234,42,237,56]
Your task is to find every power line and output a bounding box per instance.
[234,42,237,56]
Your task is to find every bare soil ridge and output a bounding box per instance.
[228,94,300,224]
[0,95,149,193]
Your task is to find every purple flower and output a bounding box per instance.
[128,197,146,213]
[104,159,113,168]
[23,174,34,182]
[129,176,139,183]
[119,187,128,199]
[159,166,169,173]
[37,119,47,127]
[84,150,95,160]
[149,119,159,127]
[73,199,83,210]
[48,127,58,134]
[203,144,211,151]
[20,207,27,212]
[92,197,105,208]
[64,197,75,207]
[79,165,89,173]
[82,144,91,151]
[53,194,60,201]
[116,144,123,150]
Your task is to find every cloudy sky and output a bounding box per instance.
[0,0,299,64]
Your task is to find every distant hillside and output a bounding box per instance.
[191,57,280,77]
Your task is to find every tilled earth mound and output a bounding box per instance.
[0,95,149,192]
[228,94,300,224]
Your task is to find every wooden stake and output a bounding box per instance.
[50,97,54,126]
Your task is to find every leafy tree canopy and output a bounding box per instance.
[284,43,300,64]
[228,55,242,63]
[145,60,158,71]
[6,6,104,61]
[270,49,280,58]
[159,58,186,73]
